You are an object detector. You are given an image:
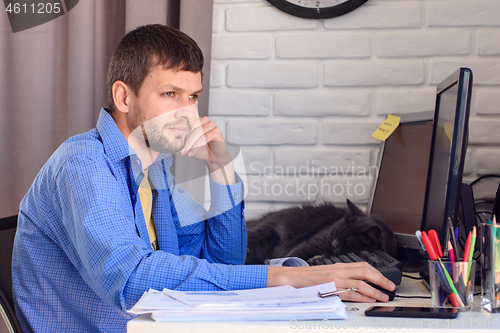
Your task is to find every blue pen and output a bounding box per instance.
[440,287,446,305]
[455,226,459,245]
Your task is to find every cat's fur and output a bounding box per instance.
[245,200,397,264]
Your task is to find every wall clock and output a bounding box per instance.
[267,0,370,19]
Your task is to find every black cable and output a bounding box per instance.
[475,198,495,205]
[469,174,500,187]
[395,295,431,299]
[477,211,492,224]
[402,274,423,280]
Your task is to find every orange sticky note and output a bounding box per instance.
[371,114,401,141]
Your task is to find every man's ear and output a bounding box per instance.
[112,80,132,114]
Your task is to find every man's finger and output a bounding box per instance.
[181,124,207,154]
[335,279,389,303]
[184,126,218,156]
[321,262,395,292]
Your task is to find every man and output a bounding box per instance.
[12,25,394,332]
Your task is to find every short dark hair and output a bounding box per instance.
[106,24,204,112]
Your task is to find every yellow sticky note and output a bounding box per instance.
[444,122,453,145]
[371,114,401,141]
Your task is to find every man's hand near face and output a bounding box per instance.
[179,116,236,185]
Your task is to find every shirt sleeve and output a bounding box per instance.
[170,172,248,265]
[53,155,268,312]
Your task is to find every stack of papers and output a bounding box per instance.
[128,282,347,322]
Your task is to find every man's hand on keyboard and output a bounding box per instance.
[267,261,396,303]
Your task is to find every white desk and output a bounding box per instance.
[127,276,498,332]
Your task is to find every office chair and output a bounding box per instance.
[0,215,23,333]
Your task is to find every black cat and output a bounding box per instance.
[245,200,397,264]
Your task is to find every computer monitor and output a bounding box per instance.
[421,68,473,251]
[368,68,473,254]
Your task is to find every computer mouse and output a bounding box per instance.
[366,282,396,301]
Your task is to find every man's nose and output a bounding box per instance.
[173,104,198,120]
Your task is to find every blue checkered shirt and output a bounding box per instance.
[12,109,267,333]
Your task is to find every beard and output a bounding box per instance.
[143,119,192,154]
[131,105,194,155]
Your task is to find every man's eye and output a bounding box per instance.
[165,92,174,97]
[189,94,199,100]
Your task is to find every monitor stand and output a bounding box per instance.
[397,247,425,273]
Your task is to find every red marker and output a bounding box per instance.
[447,291,460,308]
[428,229,444,258]
[421,231,438,261]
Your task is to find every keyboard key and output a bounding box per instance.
[323,257,334,265]
[346,253,363,263]
[309,250,402,286]
[338,254,353,263]
[329,256,343,264]
[374,249,394,263]
[367,255,384,267]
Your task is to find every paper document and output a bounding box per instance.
[128,282,347,322]
[162,285,321,308]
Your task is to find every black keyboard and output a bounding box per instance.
[308,249,403,286]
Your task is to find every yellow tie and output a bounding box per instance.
[138,169,158,250]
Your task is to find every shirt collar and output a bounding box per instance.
[96,108,133,163]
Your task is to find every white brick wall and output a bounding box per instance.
[323,3,421,30]
[477,30,500,55]
[226,6,318,31]
[210,0,500,218]
[227,63,318,88]
[323,121,381,145]
[476,90,500,114]
[226,119,317,145]
[376,89,436,115]
[323,61,424,86]
[212,36,271,59]
[276,34,370,59]
[375,31,471,58]
[209,92,270,116]
[274,149,371,175]
[426,1,500,27]
[274,91,371,117]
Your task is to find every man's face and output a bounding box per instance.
[127,65,202,154]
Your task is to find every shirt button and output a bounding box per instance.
[132,194,136,200]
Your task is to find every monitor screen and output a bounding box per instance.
[369,113,434,250]
[421,68,473,250]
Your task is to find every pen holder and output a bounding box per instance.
[481,223,500,313]
[429,260,476,310]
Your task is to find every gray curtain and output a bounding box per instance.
[0,0,213,217]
